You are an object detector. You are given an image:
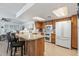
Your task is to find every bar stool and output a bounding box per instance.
[10,33,25,56]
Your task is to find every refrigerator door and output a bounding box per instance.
[56,21,71,48]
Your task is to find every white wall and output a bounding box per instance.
[23,21,35,31]
[0,21,5,35]
[0,21,24,35]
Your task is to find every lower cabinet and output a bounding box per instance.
[51,33,55,43]
[25,38,44,56]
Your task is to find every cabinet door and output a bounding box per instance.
[35,22,44,29]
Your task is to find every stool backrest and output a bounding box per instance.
[10,33,18,42]
[7,32,11,42]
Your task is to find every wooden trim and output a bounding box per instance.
[71,15,77,49]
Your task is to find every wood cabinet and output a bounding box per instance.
[35,22,41,29]
[35,21,44,29]
[35,15,77,49]
[51,33,55,43]
[25,38,44,56]
[45,21,53,25]
[71,15,77,49]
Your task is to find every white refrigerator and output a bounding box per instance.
[56,21,71,48]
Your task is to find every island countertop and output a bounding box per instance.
[16,33,44,41]
[16,32,45,56]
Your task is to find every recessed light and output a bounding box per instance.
[33,16,45,21]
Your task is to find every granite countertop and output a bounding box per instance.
[16,33,44,41]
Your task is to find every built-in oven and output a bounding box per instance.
[44,25,52,42]
[44,33,51,42]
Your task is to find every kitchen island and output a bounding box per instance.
[16,33,45,56]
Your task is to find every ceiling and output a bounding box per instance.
[0,3,26,24]
[0,3,77,22]
[18,3,77,21]
[0,3,25,18]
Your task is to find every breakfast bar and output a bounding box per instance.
[16,33,45,56]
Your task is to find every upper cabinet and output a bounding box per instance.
[45,21,53,25]
[35,21,44,29]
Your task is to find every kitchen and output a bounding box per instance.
[0,3,78,56]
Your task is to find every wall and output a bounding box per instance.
[23,21,35,31]
[0,21,23,35]
[0,21,5,35]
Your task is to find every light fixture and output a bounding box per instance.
[47,16,52,21]
[33,16,45,21]
[52,7,68,17]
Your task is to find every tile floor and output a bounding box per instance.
[0,40,10,56]
[44,42,77,56]
[0,40,77,56]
